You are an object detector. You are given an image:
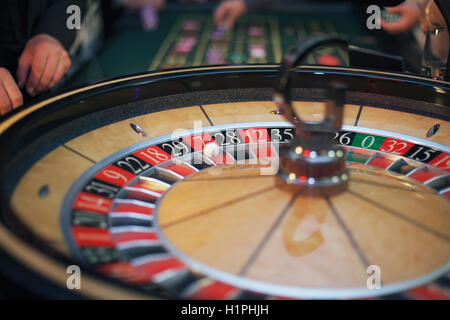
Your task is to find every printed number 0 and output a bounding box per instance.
[102,170,129,184]
[381,140,408,154]
[338,133,352,145]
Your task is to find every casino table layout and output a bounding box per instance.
[0,64,449,299]
[63,6,405,89]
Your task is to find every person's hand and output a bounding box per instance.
[0,68,23,115]
[123,0,165,10]
[380,4,421,34]
[214,0,247,29]
[420,1,448,62]
[419,0,446,32]
[17,34,71,97]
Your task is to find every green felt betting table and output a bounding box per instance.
[1,3,449,300]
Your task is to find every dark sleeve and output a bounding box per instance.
[362,0,405,6]
[33,0,88,51]
[245,0,274,10]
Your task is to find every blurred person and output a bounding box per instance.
[214,0,407,30]
[380,0,448,78]
[420,0,448,78]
